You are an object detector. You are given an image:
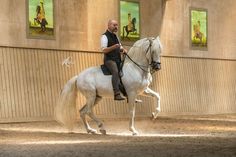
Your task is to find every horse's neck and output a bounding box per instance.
[123,62,150,82]
[125,46,149,67]
[123,62,151,88]
[124,48,150,78]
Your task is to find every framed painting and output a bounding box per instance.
[190,8,208,50]
[119,0,140,42]
[26,0,55,39]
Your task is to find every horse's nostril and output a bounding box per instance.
[151,62,161,71]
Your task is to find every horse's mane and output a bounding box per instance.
[126,38,151,60]
[127,37,162,59]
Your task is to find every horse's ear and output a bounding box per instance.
[156,36,160,40]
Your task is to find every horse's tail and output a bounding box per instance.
[54,76,78,131]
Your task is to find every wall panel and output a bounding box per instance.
[153,56,236,115]
[0,47,235,122]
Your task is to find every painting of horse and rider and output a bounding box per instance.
[120,1,140,41]
[190,8,208,50]
[27,0,54,39]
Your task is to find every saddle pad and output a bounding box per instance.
[101,64,112,75]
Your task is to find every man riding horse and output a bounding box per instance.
[123,13,137,39]
[101,20,127,101]
[34,1,48,32]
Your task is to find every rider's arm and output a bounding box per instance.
[101,35,120,54]
[116,36,127,54]
[120,45,128,54]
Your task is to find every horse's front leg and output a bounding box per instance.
[128,93,139,135]
[143,87,160,119]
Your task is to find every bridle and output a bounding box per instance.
[122,38,161,74]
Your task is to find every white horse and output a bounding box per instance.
[55,36,163,135]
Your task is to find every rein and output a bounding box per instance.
[123,53,149,73]
[121,39,153,73]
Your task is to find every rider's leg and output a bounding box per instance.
[105,60,125,101]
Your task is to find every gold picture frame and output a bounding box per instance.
[190,8,208,50]
[26,0,55,39]
[119,0,140,43]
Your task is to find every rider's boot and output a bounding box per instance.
[114,92,125,101]
[119,84,127,97]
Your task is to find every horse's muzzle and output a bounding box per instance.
[151,61,161,71]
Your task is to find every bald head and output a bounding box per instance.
[107,20,118,33]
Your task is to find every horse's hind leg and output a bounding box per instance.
[80,95,106,134]
[79,94,99,134]
[86,96,107,135]
[79,104,97,134]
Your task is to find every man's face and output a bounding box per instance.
[108,20,119,33]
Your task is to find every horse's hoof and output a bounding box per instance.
[99,129,106,135]
[129,127,139,136]
[87,129,97,134]
[135,99,142,103]
[151,112,155,119]
[132,131,139,136]
[152,112,158,120]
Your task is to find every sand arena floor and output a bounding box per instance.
[0,114,236,157]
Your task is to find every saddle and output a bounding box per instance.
[101,64,112,75]
[100,64,127,97]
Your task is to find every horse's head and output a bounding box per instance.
[145,37,162,71]
[125,36,162,73]
[132,18,136,24]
